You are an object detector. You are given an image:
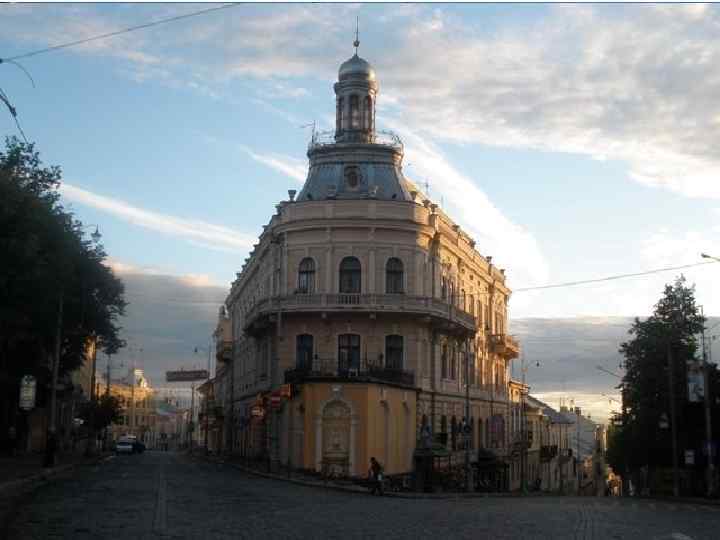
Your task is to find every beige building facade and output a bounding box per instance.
[215,46,520,481]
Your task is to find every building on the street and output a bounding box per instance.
[213,43,520,482]
[106,368,160,445]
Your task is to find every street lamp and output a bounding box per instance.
[194,343,212,455]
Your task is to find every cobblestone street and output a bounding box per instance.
[6,451,720,540]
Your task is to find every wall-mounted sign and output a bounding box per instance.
[19,375,37,410]
[684,449,695,466]
[688,365,705,403]
[166,370,209,382]
[251,405,265,418]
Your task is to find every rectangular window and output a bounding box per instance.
[338,334,361,373]
[441,343,448,379]
[385,335,403,370]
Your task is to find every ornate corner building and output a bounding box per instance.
[212,45,520,479]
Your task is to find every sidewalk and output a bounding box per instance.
[0,449,111,496]
[193,452,526,500]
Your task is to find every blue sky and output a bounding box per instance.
[3,3,720,417]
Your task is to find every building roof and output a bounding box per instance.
[526,395,573,425]
[338,53,376,81]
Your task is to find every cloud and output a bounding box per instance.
[237,145,308,184]
[387,121,550,295]
[60,183,256,252]
[107,267,227,385]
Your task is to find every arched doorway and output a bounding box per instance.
[321,401,351,476]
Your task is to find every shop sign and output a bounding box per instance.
[251,405,265,418]
[270,394,282,409]
[19,375,37,410]
[166,370,209,382]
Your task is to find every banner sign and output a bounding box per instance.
[166,370,209,382]
[19,375,37,410]
[687,365,705,403]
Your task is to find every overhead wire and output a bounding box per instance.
[513,260,719,292]
[0,3,240,63]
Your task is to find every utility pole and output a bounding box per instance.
[189,382,195,452]
[667,341,680,497]
[701,307,715,496]
[464,342,472,491]
[44,289,64,468]
[576,406,581,494]
[85,334,98,457]
[205,342,211,456]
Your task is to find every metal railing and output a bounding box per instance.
[243,293,476,331]
[284,356,415,387]
[308,129,403,152]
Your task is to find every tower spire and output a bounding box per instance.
[353,16,360,55]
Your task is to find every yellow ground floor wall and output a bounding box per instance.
[276,381,417,477]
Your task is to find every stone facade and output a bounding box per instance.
[213,46,520,479]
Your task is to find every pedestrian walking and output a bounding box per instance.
[368,457,384,496]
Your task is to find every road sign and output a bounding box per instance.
[19,375,36,410]
[251,405,265,418]
[166,370,209,382]
[271,394,282,409]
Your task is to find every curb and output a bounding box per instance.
[0,453,113,498]
[194,454,543,500]
[639,495,720,507]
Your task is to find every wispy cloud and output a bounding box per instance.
[60,183,256,253]
[238,145,307,184]
[387,120,550,296]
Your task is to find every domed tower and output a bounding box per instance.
[297,37,413,202]
[334,36,378,144]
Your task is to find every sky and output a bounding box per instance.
[2,2,720,421]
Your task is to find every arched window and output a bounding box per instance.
[297,258,315,294]
[449,282,455,306]
[336,97,343,132]
[339,257,361,294]
[441,342,449,379]
[364,96,373,131]
[450,342,457,380]
[469,294,474,315]
[451,416,458,450]
[350,95,360,129]
[441,278,448,300]
[385,257,404,294]
[338,333,361,373]
[296,334,313,371]
[340,97,347,130]
[461,289,466,311]
[385,335,403,370]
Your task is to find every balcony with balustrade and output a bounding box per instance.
[284,355,415,388]
[243,293,477,335]
[489,334,520,359]
[215,340,233,363]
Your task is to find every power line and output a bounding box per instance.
[0,3,240,63]
[0,86,28,142]
[514,260,719,292]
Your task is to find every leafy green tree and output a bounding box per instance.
[0,136,127,418]
[79,395,122,431]
[609,276,705,477]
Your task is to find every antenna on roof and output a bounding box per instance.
[354,16,360,54]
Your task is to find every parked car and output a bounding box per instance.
[115,438,134,454]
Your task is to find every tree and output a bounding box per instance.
[608,276,706,482]
[0,136,127,439]
[79,395,122,432]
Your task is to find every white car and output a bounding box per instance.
[115,438,134,454]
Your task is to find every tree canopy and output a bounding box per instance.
[608,276,717,476]
[0,136,127,394]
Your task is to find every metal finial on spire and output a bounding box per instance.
[353,16,360,54]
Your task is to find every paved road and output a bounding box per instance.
[6,451,720,539]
